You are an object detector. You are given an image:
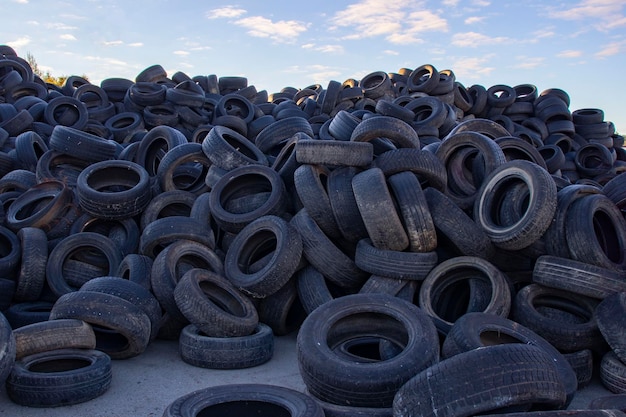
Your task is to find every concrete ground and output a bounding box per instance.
[0,332,615,416]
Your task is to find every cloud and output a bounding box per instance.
[465,16,485,24]
[443,0,459,5]
[46,23,78,30]
[7,36,31,49]
[84,56,129,67]
[515,56,545,69]
[234,16,309,43]
[595,40,626,57]
[103,40,124,46]
[174,50,190,56]
[128,42,143,47]
[558,49,583,58]
[384,50,400,55]
[549,0,626,30]
[13,0,28,3]
[60,34,77,41]
[307,44,344,54]
[330,0,448,44]
[206,6,247,19]
[451,31,510,47]
[450,54,496,79]
[473,0,491,6]
[27,20,39,25]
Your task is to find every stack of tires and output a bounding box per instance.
[1,44,626,413]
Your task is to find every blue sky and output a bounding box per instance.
[2,0,625,133]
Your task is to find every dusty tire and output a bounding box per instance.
[6,348,111,407]
[162,383,324,417]
[178,323,273,369]
[13,319,96,360]
[297,293,439,408]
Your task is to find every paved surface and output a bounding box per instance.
[0,332,615,416]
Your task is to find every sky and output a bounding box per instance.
[2,0,625,133]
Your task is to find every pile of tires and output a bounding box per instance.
[1,44,626,413]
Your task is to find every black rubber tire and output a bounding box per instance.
[201,125,268,170]
[225,215,303,298]
[597,292,626,363]
[532,255,626,300]
[350,115,420,149]
[3,301,53,329]
[588,394,626,412]
[49,290,151,359]
[209,164,288,233]
[473,160,557,251]
[0,225,20,278]
[393,344,567,417]
[257,278,307,336]
[294,140,373,167]
[44,96,89,130]
[297,293,439,408]
[80,276,161,342]
[6,348,111,408]
[14,131,49,172]
[162,383,324,417]
[436,130,507,210]
[327,166,369,243]
[441,312,578,405]
[354,238,437,280]
[387,171,437,252]
[290,209,368,289]
[293,164,342,240]
[543,184,601,258]
[565,194,626,271]
[0,312,16,385]
[601,351,626,394]
[511,283,603,352]
[178,323,273,369]
[115,253,153,291]
[49,125,117,162]
[352,167,409,251]
[254,116,314,154]
[13,319,96,360]
[295,265,341,315]
[373,148,448,192]
[424,187,495,260]
[150,239,224,322]
[563,349,594,388]
[14,227,48,302]
[418,256,512,334]
[139,216,215,258]
[312,394,393,417]
[135,125,187,177]
[46,232,123,298]
[495,135,548,170]
[139,189,197,230]
[174,268,258,337]
[76,159,152,220]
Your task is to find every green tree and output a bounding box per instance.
[26,52,86,87]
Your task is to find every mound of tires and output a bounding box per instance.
[1,44,626,414]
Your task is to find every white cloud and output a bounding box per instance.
[450,54,496,79]
[301,43,343,53]
[60,34,77,41]
[84,56,129,67]
[443,0,459,5]
[27,20,39,25]
[595,40,626,57]
[465,16,484,24]
[473,0,491,6]
[174,50,190,56]
[549,0,626,30]
[451,31,510,47]
[234,16,309,43]
[13,0,28,3]
[128,42,143,47]
[46,23,77,30]
[557,50,583,58]
[7,36,31,49]
[330,0,448,43]
[103,40,124,46]
[189,46,211,51]
[515,56,545,69]
[206,6,247,19]
[384,50,400,55]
